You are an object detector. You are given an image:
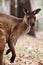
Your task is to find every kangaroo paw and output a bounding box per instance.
[6,49,11,55]
[10,56,16,63]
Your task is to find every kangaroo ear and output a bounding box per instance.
[32,8,41,15]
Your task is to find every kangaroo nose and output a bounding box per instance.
[32,23,35,26]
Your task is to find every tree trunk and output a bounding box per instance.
[10,0,18,17]
[10,0,35,37]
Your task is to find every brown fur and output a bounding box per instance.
[0,12,31,63]
[0,8,41,64]
[0,36,5,65]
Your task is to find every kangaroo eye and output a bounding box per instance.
[34,17,36,20]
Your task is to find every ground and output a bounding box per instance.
[3,31,43,65]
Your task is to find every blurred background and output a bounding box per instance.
[0,0,43,31]
[0,1,43,64]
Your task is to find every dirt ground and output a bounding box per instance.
[3,31,43,65]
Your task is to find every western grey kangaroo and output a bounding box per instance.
[6,8,41,62]
[0,8,41,64]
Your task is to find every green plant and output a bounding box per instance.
[0,0,2,3]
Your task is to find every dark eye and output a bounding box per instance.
[34,17,36,20]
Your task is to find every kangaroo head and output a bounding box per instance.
[23,8,41,27]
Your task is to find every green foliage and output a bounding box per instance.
[5,0,9,2]
[0,0,9,2]
[0,0,2,3]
